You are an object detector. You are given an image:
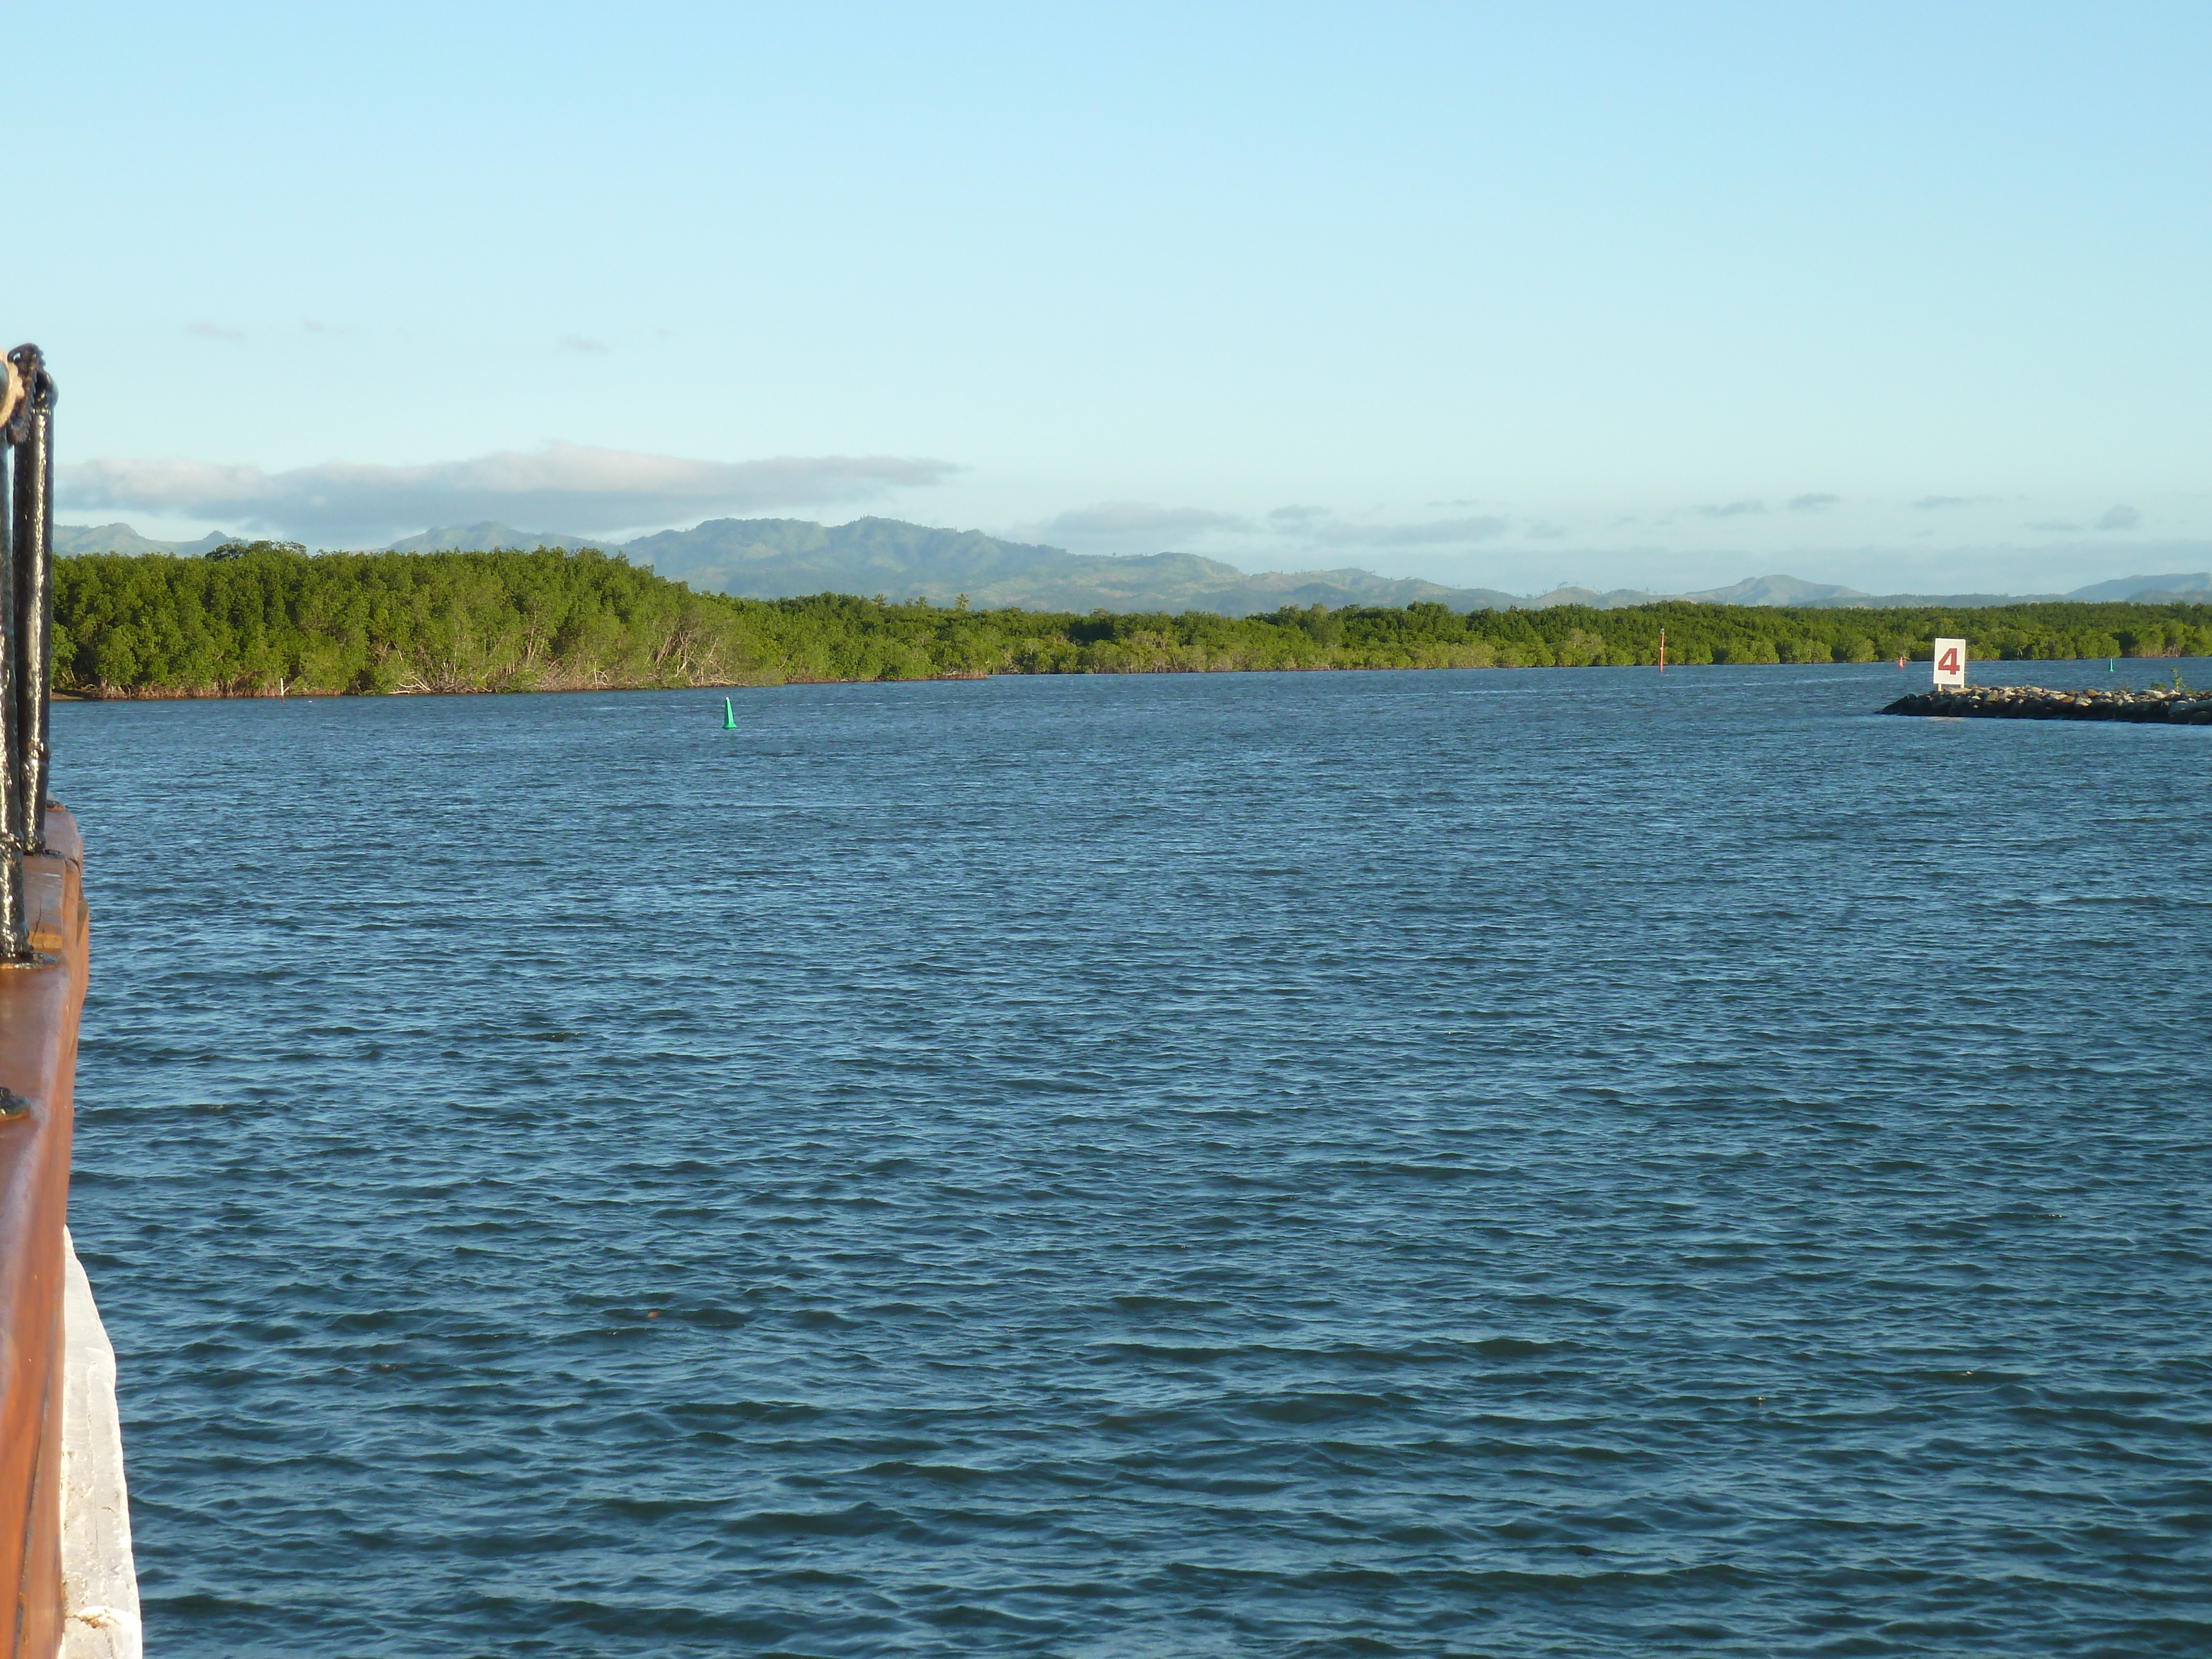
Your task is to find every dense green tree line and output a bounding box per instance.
[48,544,2212,697]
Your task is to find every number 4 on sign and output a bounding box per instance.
[1932,638,1966,687]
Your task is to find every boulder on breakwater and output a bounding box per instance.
[1883,685,2212,722]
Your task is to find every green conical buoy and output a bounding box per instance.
[722,696,737,729]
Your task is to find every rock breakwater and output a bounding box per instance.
[1883,685,2212,722]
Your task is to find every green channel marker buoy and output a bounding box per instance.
[722,696,738,729]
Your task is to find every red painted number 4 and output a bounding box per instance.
[1932,636,1966,687]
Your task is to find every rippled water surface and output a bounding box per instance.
[53,662,2212,1656]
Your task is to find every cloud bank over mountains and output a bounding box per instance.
[1008,496,2168,598]
[53,439,2184,598]
[1024,502,1520,555]
[59,445,958,542]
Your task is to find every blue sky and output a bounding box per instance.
[22,2,2212,592]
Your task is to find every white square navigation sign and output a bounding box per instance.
[1932,638,1966,687]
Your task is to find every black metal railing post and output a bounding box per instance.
[9,348,51,859]
[0,345,53,961]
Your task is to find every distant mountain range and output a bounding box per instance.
[386,522,617,555]
[2062,571,2212,603]
[620,518,1534,614]
[55,522,238,558]
[50,516,2212,616]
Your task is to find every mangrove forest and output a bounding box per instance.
[49,543,2212,697]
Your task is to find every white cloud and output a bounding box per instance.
[59,444,958,541]
[2096,503,2140,530]
[1039,501,1253,539]
[1788,493,1839,513]
[1695,499,1765,519]
[1307,515,1510,547]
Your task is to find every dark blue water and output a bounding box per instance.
[54,661,2212,1656]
